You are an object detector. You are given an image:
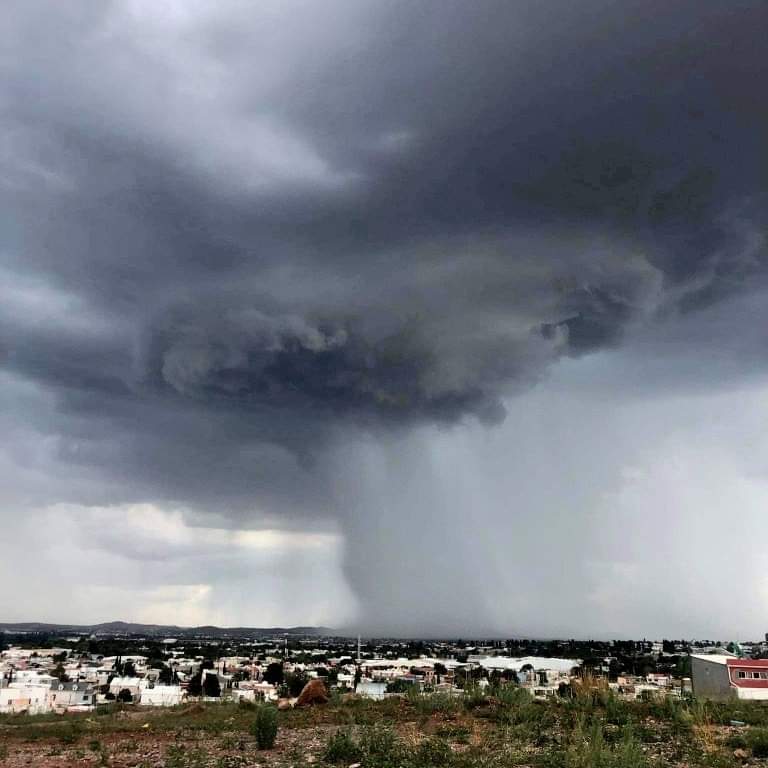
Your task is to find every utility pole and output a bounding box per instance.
[357,635,361,664]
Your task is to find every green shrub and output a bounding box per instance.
[411,737,452,767]
[605,694,633,726]
[59,721,83,745]
[436,723,471,743]
[252,705,278,750]
[359,725,403,768]
[324,730,362,763]
[748,728,768,758]
[612,728,648,768]
[409,690,463,717]
[553,718,648,768]
[724,733,747,749]
[496,686,532,708]
[462,686,489,710]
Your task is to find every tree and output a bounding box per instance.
[203,672,221,697]
[158,666,174,685]
[117,688,133,703]
[187,672,203,697]
[123,660,136,677]
[263,663,284,686]
[285,671,308,697]
[386,679,413,693]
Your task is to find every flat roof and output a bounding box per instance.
[691,654,732,665]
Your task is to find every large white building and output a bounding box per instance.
[138,685,184,707]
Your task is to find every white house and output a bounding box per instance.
[356,680,388,699]
[236,680,278,701]
[108,676,142,700]
[48,682,96,712]
[139,685,184,707]
[0,685,51,714]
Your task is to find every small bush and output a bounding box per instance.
[463,686,489,710]
[252,705,278,750]
[324,730,362,763]
[409,690,463,717]
[360,725,403,768]
[436,723,471,743]
[59,721,83,745]
[412,737,452,767]
[605,694,633,726]
[748,728,768,758]
[612,728,648,768]
[724,733,747,749]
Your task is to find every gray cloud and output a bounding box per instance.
[1,0,766,634]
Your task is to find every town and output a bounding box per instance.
[3,627,768,716]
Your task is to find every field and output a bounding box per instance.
[3,687,768,767]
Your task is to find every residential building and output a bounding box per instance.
[0,685,51,714]
[48,682,96,711]
[139,685,184,707]
[691,655,768,700]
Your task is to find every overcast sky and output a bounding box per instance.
[1,0,766,638]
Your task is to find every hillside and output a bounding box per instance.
[2,686,768,767]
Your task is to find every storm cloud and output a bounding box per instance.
[1,0,766,635]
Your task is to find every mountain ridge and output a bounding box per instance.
[0,620,334,638]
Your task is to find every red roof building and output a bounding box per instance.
[692,655,768,700]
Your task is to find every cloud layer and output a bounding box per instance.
[1,0,766,635]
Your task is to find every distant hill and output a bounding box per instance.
[0,620,334,638]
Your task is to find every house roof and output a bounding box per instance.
[49,682,93,691]
[690,654,733,665]
[725,659,768,688]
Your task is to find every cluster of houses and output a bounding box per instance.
[0,646,270,714]
[4,640,768,716]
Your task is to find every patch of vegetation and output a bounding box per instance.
[59,720,84,744]
[436,722,471,742]
[747,727,768,758]
[165,744,208,768]
[6,688,768,767]
[324,729,363,763]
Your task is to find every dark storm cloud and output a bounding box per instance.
[1,0,766,631]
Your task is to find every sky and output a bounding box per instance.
[1,0,766,638]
